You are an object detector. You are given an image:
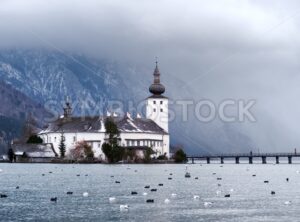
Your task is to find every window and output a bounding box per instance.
[153,108,156,112]
[137,141,140,146]
[153,101,156,104]
[160,101,163,104]
[160,108,163,112]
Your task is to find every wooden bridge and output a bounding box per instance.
[187,152,300,164]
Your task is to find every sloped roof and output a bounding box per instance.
[40,115,168,135]
[12,143,58,158]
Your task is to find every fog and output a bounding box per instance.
[1,0,300,153]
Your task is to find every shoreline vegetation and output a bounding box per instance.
[0,159,178,164]
[1,147,188,164]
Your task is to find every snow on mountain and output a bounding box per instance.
[0,48,254,154]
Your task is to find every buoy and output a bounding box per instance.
[50,197,57,202]
[67,191,73,195]
[109,197,116,203]
[120,205,129,211]
[204,202,213,207]
[146,199,154,203]
[171,193,177,197]
[286,178,289,182]
[143,192,148,196]
[164,198,170,204]
[83,192,89,197]
[131,191,138,195]
[271,191,275,195]
[193,195,200,200]
[0,194,7,198]
[224,194,230,198]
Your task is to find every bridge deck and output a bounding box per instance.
[188,153,300,159]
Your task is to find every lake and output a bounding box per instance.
[0,163,300,222]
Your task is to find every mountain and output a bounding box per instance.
[0,81,52,154]
[0,48,254,155]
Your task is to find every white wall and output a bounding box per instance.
[40,131,170,158]
[146,97,169,133]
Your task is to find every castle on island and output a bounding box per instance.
[38,63,170,160]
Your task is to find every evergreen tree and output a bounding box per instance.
[101,117,124,163]
[59,133,66,158]
[27,135,43,144]
[173,148,187,163]
[21,113,38,143]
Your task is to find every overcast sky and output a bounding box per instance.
[1,0,300,152]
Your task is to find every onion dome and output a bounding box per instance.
[149,62,165,95]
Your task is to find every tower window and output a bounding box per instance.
[160,108,163,112]
[153,101,156,104]
[160,101,163,104]
[153,108,156,112]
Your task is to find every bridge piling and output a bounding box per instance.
[276,156,279,164]
[288,156,292,164]
[206,157,210,164]
[220,157,224,164]
[262,156,267,164]
[249,157,253,164]
[235,157,240,164]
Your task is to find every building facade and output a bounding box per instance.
[38,63,170,159]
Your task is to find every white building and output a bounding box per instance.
[38,63,170,159]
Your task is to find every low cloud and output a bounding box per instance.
[1,0,300,152]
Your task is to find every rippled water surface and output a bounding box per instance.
[1,163,300,222]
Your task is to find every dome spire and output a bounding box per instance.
[149,59,165,96]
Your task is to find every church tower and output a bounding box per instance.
[63,97,72,119]
[146,62,169,133]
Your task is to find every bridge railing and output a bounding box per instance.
[187,152,300,158]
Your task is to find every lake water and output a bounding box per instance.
[1,163,300,222]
